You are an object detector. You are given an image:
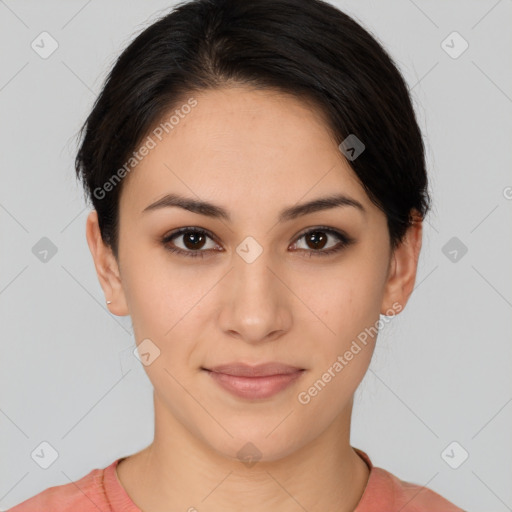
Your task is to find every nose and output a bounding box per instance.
[217,246,292,344]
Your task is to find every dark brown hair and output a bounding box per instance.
[75,0,431,259]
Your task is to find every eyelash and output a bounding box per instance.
[161,226,354,259]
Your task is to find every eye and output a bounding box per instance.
[162,227,220,259]
[161,226,354,259]
[290,226,354,257]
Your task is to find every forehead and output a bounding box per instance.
[119,86,371,218]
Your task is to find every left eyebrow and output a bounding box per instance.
[141,192,366,222]
[278,194,366,222]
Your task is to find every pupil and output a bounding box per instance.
[185,232,204,250]
[309,231,326,250]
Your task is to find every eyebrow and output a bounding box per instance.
[142,192,366,222]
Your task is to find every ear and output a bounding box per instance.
[380,212,423,316]
[85,210,129,316]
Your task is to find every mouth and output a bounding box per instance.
[202,362,305,377]
[201,362,305,400]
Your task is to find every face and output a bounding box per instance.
[87,86,421,463]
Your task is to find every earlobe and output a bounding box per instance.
[380,214,423,316]
[85,210,130,316]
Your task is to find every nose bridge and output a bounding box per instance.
[218,235,290,342]
[232,235,277,303]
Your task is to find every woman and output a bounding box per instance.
[9,0,465,510]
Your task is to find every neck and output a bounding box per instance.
[116,394,370,512]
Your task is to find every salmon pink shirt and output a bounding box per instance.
[8,448,465,511]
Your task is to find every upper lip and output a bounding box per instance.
[204,362,304,377]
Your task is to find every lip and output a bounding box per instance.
[206,362,304,377]
[202,363,305,400]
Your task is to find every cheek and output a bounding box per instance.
[121,247,200,336]
[294,275,382,416]
[120,253,218,385]
[312,263,386,344]
[298,259,387,401]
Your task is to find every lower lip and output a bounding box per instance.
[204,369,305,400]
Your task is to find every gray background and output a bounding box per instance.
[1,1,511,510]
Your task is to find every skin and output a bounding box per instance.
[86,86,422,512]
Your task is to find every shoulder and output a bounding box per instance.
[354,448,466,512]
[377,467,466,511]
[8,463,112,512]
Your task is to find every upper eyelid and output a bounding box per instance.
[165,227,218,244]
